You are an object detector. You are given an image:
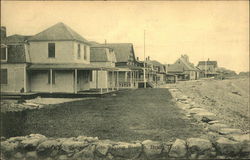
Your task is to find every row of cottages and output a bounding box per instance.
[1,23,141,94]
[165,55,200,82]
[0,22,145,94]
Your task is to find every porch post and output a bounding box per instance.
[50,69,52,93]
[74,69,77,94]
[116,71,119,90]
[24,67,27,93]
[96,70,98,89]
[130,71,133,88]
[112,70,114,91]
[106,71,109,92]
[100,68,103,94]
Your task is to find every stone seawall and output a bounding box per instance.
[1,133,249,160]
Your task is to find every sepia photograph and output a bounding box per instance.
[0,0,249,159]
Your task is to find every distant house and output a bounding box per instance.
[197,60,218,78]
[93,43,142,88]
[146,59,166,85]
[1,23,116,94]
[166,55,200,81]
[90,46,118,90]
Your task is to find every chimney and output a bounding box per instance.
[1,26,6,39]
[146,57,148,61]
[148,56,150,61]
[104,39,107,45]
[136,57,139,61]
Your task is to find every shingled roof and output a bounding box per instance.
[167,64,184,73]
[28,22,89,43]
[95,43,134,63]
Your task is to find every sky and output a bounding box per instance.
[1,1,249,73]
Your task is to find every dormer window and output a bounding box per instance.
[1,45,7,61]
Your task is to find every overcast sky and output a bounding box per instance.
[1,1,249,73]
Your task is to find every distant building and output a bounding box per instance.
[166,55,200,81]
[197,60,218,78]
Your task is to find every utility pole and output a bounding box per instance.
[143,30,146,88]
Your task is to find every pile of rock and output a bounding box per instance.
[1,134,249,160]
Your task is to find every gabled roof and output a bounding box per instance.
[28,22,89,43]
[96,43,135,63]
[167,64,184,73]
[176,57,199,71]
[198,61,218,67]
[148,60,163,66]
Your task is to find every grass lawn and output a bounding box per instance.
[2,88,205,142]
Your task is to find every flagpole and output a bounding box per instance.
[143,30,146,88]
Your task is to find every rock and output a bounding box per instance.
[58,155,68,160]
[216,155,226,159]
[208,120,220,125]
[194,111,217,122]
[110,142,142,159]
[142,140,163,158]
[37,139,61,152]
[219,128,242,135]
[209,123,228,132]
[13,152,23,159]
[216,137,241,155]
[72,145,95,160]
[7,136,26,142]
[0,141,19,153]
[168,139,187,158]
[61,139,89,153]
[187,138,212,154]
[189,108,208,114]
[229,134,250,143]
[95,141,112,156]
[21,134,47,149]
[26,151,38,160]
[77,136,98,143]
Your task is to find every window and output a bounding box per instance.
[0,69,7,84]
[84,45,87,60]
[48,71,55,84]
[1,47,7,61]
[77,44,81,59]
[48,43,55,58]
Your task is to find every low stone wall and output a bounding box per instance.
[1,133,249,160]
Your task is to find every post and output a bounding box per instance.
[143,30,146,88]
[24,67,27,93]
[116,71,119,90]
[100,68,103,94]
[112,71,114,91]
[130,71,132,88]
[50,69,53,93]
[125,71,127,82]
[106,71,109,92]
[96,70,98,89]
[74,69,77,94]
